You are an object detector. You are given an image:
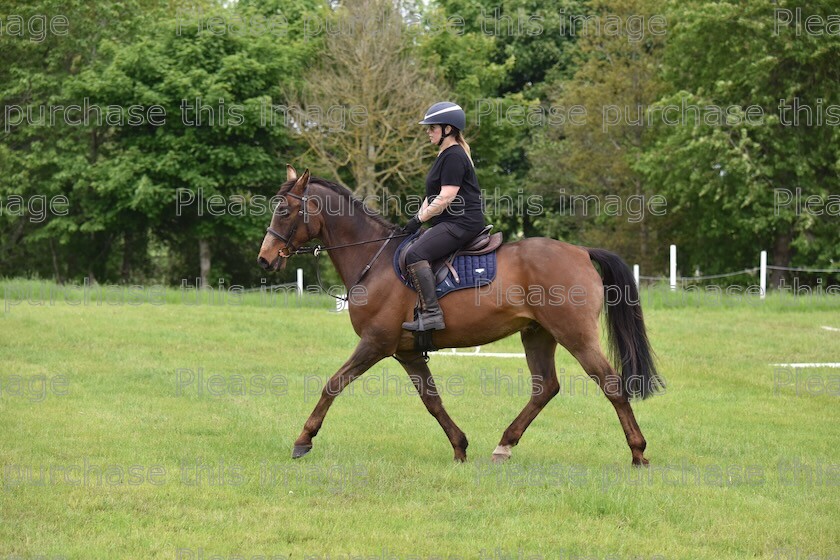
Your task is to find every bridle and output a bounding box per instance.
[265,189,310,258]
[264,182,410,300]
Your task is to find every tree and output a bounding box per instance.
[528,0,666,270]
[76,3,309,286]
[635,0,840,283]
[0,0,171,282]
[286,0,445,212]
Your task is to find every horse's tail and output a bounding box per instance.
[587,248,664,400]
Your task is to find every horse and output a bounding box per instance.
[257,165,663,465]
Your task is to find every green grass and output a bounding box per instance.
[1,281,838,559]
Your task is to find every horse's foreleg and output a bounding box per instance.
[493,323,559,463]
[395,351,469,462]
[292,340,386,458]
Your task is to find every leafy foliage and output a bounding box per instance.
[1,0,836,286]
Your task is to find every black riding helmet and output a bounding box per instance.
[419,101,466,146]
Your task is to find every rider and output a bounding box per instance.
[401,101,486,332]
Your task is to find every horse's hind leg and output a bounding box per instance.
[570,344,649,466]
[395,351,469,462]
[492,322,559,463]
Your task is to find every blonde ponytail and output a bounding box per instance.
[455,132,474,167]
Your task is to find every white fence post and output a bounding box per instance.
[296,268,303,296]
[633,264,640,288]
[669,245,677,291]
[760,251,767,299]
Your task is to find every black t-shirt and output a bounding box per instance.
[424,144,485,231]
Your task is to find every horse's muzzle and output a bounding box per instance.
[257,255,286,271]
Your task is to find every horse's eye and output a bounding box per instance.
[276,206,290,218]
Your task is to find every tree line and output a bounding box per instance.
[1,0,837,288]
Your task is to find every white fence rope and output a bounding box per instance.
[636,248,838,300]
[767,265,840,273]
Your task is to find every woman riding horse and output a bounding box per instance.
[401,101,486,332]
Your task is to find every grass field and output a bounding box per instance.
[1,281,838,560]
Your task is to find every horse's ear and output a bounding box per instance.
[286,164,297,182]
[290,168,310,195]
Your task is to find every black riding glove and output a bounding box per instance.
[402,216,422,235]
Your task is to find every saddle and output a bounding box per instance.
[395,225,503,289]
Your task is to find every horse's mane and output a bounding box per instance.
[279,176,397,230]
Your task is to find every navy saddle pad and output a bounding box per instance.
[392,232,498,298]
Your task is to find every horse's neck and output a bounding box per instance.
[317,193,394,289]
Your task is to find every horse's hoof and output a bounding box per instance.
[632,457,650,468]
[453,452,467,463]
[491,444,512,464]
[292,444,312,459]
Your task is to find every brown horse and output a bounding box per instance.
[258,166,663,465]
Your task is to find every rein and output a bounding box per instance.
[305,231,406,302]
[292,233,408,255]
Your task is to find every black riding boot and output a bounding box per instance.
[402,260,446,332]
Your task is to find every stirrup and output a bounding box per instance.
[402,309,445,332]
